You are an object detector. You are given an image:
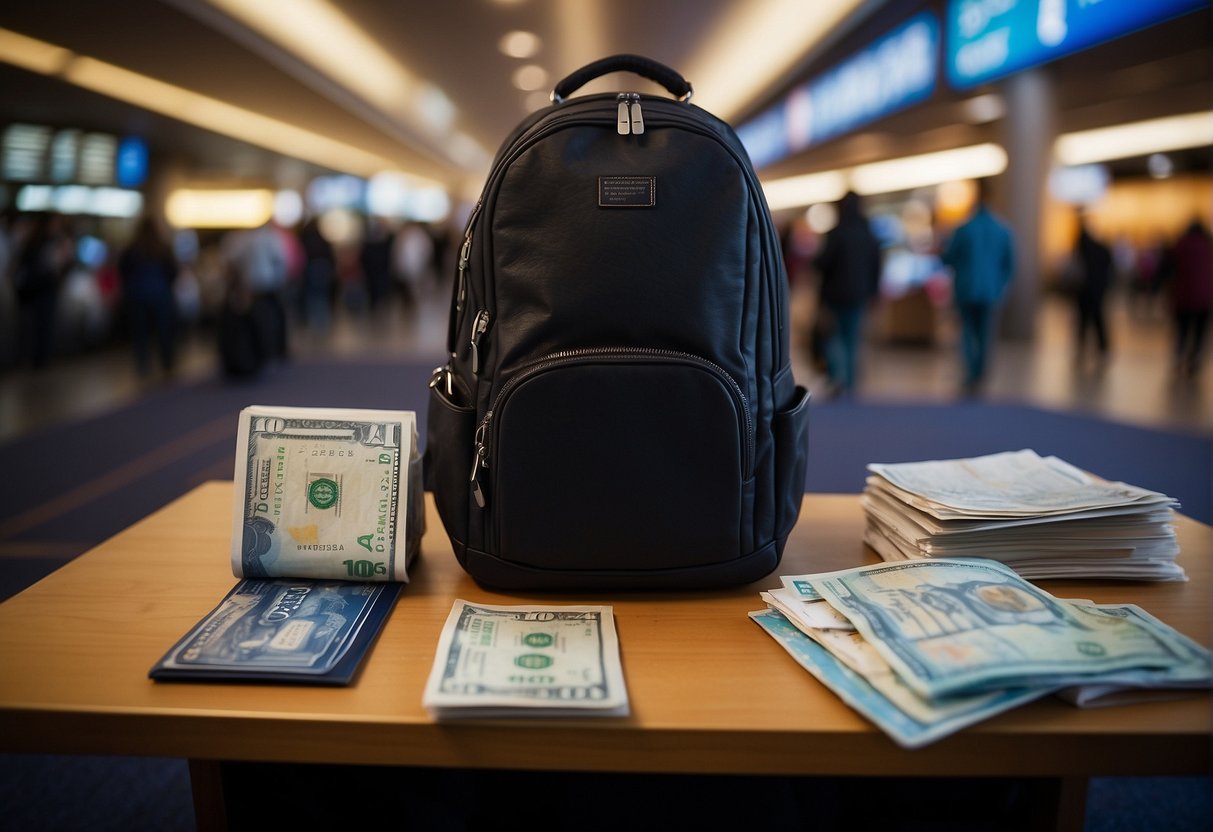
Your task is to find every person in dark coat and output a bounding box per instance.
[1158,218,1213,378]
[812,191,883,395]
[118,216,179,376]
[1072,215,1114,370]
[298,217,336,330]
[14,212,73,368]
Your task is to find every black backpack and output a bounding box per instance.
[424,55,810,590]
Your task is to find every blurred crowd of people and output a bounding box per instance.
[0,208,455,379]
[782,187,1213,397]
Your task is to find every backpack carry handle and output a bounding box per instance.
[551,54,694,104]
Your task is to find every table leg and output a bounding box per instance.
[188,759,228,832]
[1054,776,1089,832]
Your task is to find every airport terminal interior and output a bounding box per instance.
[0,0,1210,829]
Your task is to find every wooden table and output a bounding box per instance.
[0,482,1208,828]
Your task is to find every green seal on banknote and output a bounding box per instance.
[523,633,554,647]
[514,654,554,669]
[308,477,339,510]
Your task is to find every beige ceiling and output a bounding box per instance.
[0,0,1208,197]
[0,0,879,193]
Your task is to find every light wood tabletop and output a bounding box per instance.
[0,481,1208,778]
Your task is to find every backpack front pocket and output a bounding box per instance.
[476,349,753,572]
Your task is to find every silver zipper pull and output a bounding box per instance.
[629,93,644,134]
[455,199,480,313]
[456,234,471,312]
[470,419,489,508]
[616,94,631,135]
[469,309,490,374]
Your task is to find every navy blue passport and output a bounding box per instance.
[150,579,401,685]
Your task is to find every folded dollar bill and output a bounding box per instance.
[423,600,629,718]
[231,405,423,582]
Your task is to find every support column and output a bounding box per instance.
[998,68,1058,340]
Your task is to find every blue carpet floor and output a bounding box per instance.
[0,357,1209,830]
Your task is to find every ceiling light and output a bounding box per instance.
[205,0,411,110]
[761,170,849,212]
[850,144,1008,196]
[165,189,276,229]
[762,144,1010,211]
[683,0,866,121]
[1054,112,1213,166]
[512,64,549,92]
[201,0,474,161]
[499,31,541,59]
[60,56,396,178]
[0,27,70,74]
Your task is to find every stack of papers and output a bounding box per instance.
[753,559,1212,748]
[861,449,1184,581]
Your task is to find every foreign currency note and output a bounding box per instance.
[1054,602,1213,707]
[804,558,1195,698]
[750,610,1050,749]
[231,405,423,582]
[780,576,823,600]
[150,579,400,684]
[761,589,854,630]
[760,591,1044,726]
[423,600,629,718]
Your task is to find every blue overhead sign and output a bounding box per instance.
[737,13,939,169]
[946,0,1209,89]
[116,136,149,188]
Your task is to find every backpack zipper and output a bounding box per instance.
[461,101,787,373]
[469,309,491,375]
[468,347,754,508]
[616,93,644,135]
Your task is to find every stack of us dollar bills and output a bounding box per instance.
[423,600,629,718]
[752,558,1212,748]
[861,449,1184,581]
[231,405,424,583]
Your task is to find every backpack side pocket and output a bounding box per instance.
[425,371,475,553]
[773,385,810,542]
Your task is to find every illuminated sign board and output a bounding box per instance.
[2,123,149,188]
[116,136,149,188]
[946,0,1208,89]
[737,13,939,170]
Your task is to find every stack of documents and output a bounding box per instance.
[753,559,1212,748]
[861,449,1184,581]
[423,600,630,718]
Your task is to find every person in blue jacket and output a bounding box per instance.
[941,179,1016,395]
